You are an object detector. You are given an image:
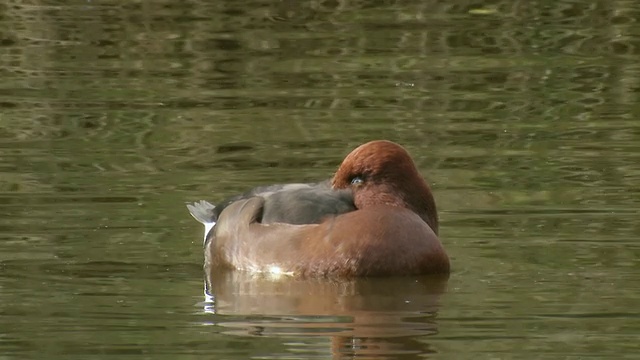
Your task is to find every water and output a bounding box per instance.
[1,0,639,358]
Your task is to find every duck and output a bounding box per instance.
[187,140,449,277]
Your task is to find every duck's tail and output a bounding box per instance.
[186,200,217,244]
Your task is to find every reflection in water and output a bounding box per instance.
[203,269,449,358]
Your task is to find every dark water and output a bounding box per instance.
[1,0,639,358]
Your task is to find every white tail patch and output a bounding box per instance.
[187,200,217,244]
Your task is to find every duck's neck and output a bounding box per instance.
[355,179,439,235]
[411,181,438,235]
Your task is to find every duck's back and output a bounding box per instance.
[261,186,355,224]
[210,180,355,225]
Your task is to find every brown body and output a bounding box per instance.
[202,140,450,277]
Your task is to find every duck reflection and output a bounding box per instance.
[203,269,449,358]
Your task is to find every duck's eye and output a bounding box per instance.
[350,176,364,186]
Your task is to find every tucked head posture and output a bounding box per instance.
[331,140,438,235]
[189,140,449,277]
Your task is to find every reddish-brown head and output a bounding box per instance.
[331,140,439,234]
